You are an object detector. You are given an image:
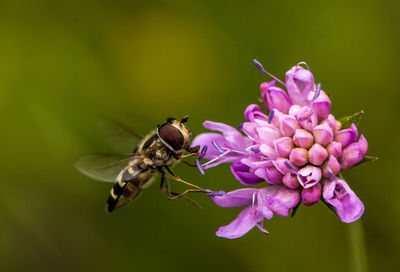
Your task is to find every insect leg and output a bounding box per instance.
[159,188,202,208]
[181,153,199,158]
[158,168,171,198]
[167,189,205,200]
[164,166,206,191]
[181,160,197,167]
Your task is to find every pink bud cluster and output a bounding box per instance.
[192,61,369,238]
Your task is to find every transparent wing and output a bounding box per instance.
[97,118,144,153]
[75,153,133,182]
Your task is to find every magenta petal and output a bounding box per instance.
[210,188,258,208]
[340,134,368,170]
[335,123,358,148]
[191,133,227,159]
[231,165,264,185]
[263,185,301,216]
[297,165,322,188]
[257,190,274,219]
[285,65,315,106]
[323,179,364,223]
[244,104,268,122]
[310,90,331,119]
[266,86,292,113]
[215,206,263,239]
[203,121,252,150]
[301,183,322,206]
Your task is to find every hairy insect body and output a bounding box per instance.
[106,119,192,212]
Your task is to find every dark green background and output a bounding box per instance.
[0,0,398,271]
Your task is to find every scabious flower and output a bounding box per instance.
[193,60,369,239]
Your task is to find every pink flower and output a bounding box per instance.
[193,60,370,238]
[210,186,300,238]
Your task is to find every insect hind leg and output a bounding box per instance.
[158,167,201,208]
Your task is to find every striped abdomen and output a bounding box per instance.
[106,164,153,212]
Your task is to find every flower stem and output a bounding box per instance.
[347,220,369,272]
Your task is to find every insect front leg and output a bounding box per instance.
[167,189,205,200]
[164,166,207,191]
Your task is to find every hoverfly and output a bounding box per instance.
[75,115,207,212]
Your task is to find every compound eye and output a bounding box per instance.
[159,124,184,150]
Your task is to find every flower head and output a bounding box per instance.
[193,60,370,238]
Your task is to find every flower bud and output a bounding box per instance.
[335,123,358,148]
[273,158,297,175]
[268,109,284,129]
[340,135,368,170]
[321,114,337,132]
[289,148,308,167]
[297,106,313,121]
[288,104,302,118]
[244,104,268,122]
[297,165,321,188]
[301,183,322,206]
[298,106,318,131]
[326,141,342,158]
[322,155,341,177]
[313,123,333,146]
[254,166,283,184]
[274,137,293,158]
[230,161,264,185]
[308,143,328,166]
[285,65,314,106]
[261,81,292,114]
[310,90,331,119]
[293,129,314,149]
[282,173,301,189]
[279,115,300,137]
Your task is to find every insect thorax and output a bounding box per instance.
[135,132,180,169]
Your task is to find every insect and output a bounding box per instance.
[75,115,207,212]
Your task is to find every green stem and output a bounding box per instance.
[347,220,369,272]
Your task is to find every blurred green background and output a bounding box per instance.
[0,0,399,271]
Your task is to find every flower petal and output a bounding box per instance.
[262,185,301,216]
[323,179,365,223]
[191,133,227,159]
[210,188,258,208]
[203,121,252,150]
[215,206,263,239]
[230,162,264,185]
[285,65,315,106]
[244,104,268,122]
[340,134,368,170]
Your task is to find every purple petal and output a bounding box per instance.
[257,190,274,219]
[264,86,292,113]
[340,134,368,170]
[335,123,358,148]
[297,165,322,188]
[262,185,301,217]
[323,179,364,223]
[210,188,258,208]
[310,90,331,119]
[244,104,268,122]
[301,183,322,206]
[215,206,263,239]
[230,165,264,185]
[203,121,252,150]
[285,65,315,106]
[191,133,227,159]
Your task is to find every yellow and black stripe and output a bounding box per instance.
[106,166,141,212]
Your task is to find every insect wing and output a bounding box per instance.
[75,153,133,182]
[97,118,144,153]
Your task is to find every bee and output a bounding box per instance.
[76,115,206,212]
